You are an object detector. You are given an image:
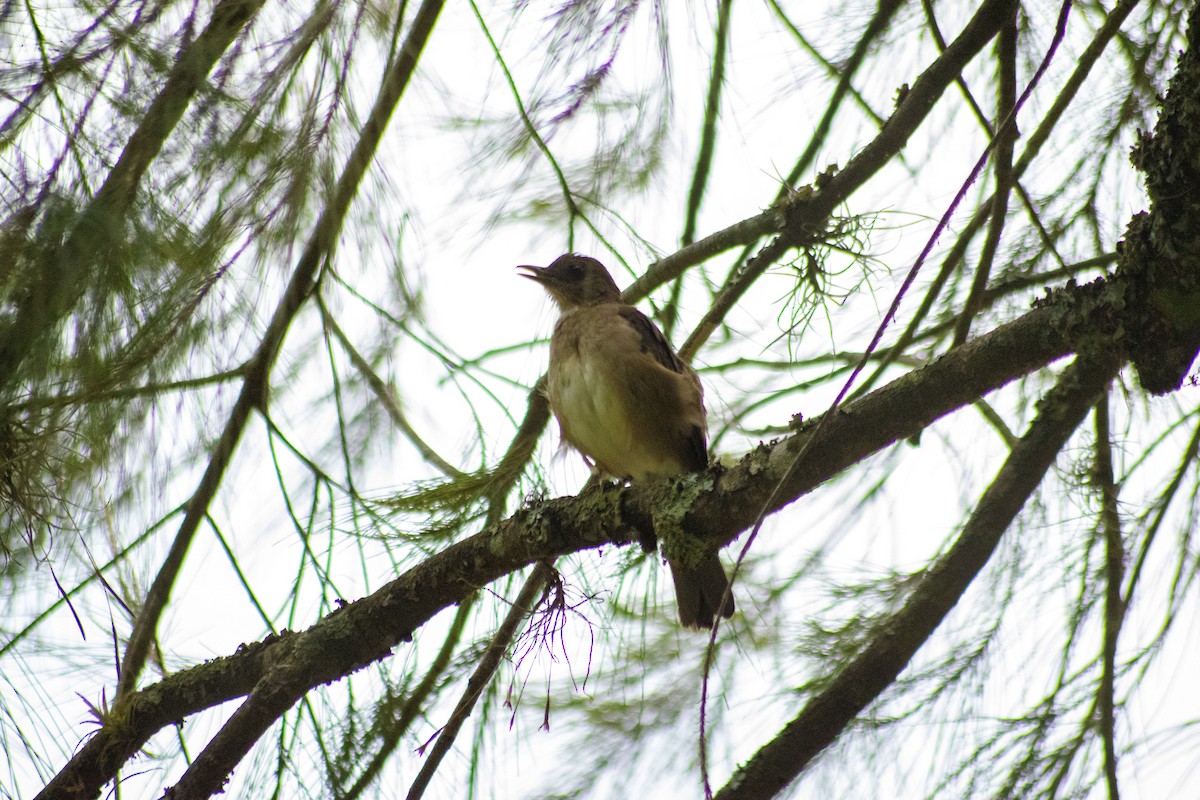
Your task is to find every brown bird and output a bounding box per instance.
[519,253,735,629]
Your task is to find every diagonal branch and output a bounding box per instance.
[776,0,906,194]
[405,561,556,800]
[713,350,1121,800]
[114,0,447,700]
[680,0,1021,361]
[0,0,266,383]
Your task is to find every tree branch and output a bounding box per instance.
[680,0,1021,361]
[1120,4,1200,392]
[1094,395,1125,800]
[0,0,265,383]
[713,350,1121,800]
[115,0,446,701]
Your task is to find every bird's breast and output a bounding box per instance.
[546,307,700,480]
[548,335,637,472]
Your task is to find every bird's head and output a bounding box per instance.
[518,254,622,310]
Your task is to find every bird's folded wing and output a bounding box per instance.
[616,306,688,375]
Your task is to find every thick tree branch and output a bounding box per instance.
[1120,5,1200,392]
[780,0,906,192]
[803,0,1018,224]
[713,351,1121,800]
[673,285,1115,547]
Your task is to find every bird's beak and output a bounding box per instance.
[516,265,545,282]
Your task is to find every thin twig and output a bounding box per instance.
[681,0,733,247]
[1094,393,1124,800]
[405,561,556,800]
[321,302,464,479]
[952,6,1019,346]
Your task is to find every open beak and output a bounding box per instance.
[516,265,545,282]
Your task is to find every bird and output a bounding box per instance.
[519,253,735,629]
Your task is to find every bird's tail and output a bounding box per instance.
[669,555,735,630]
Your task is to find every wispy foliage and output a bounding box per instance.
[3,1,1200,799]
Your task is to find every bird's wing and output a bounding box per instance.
[616,306,687,374]
[616,305,707,472]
